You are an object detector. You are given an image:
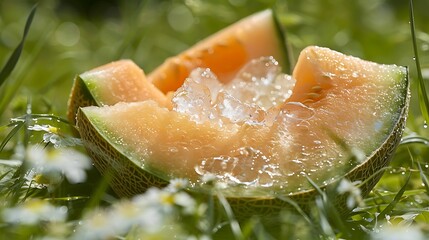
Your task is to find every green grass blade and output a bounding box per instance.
[82,167,114,214]
[410,0,429,122]
[0,122,24,152]
[417,162,429,195]
[216,191,243,240]
[304,174,350,237]
[272,8,294,74]
[0,170,13,182]
[0,4,37,87]
[376,172,411,222]
[275,195,313,226]
[401,135,429,146]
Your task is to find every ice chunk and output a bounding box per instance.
[172,56,298,127]
[215,91,266,125]
[195,147,281,187]
[225,56,295,110]
[188,68,222,103]
[172,69,219,124]
[234,56,281,85]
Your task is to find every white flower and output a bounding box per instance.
[43,132,82,148]
[2,199,67,225]
[28,124,82,148]
[134,207,166,233]
[393,213,419,227]
[72,209,117,240]
[107,200,142,234]
[371,224,424,240]
[133,188,176,213]
[201,173,217,183]
[168,178,189,192]
[174,192,197,214]
[168,191,197,214]
[28,124,55,132]
[73,185,203,239]
[337,178,363,209]
[26,145,91,184]
[23,169,50,189]
[40,222,71,239]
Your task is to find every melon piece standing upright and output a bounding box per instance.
[147,9,290,93]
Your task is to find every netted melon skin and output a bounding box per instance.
[67,76,97,128]
[77,108,169,196]
[76,77,408,219]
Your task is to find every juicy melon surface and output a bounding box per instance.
[78,46,408,197]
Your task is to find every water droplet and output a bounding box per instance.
[278,102,315,121]
[168,147,178,153]
[424,121,428,129]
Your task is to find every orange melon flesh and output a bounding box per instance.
[78,46,408,197]
[148,9,288,94]
[77,60,168,107]
[67,60,170,126]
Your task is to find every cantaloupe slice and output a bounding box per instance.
[75,46,409,217]
[67,60,169,126]
[148,9,289,93]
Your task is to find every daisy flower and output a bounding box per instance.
[26,145,91,184]
[371,224,424,240]
[28,124,82,148]
[337,178,364,209]
[2,199,67,225]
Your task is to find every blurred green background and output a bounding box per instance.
[1,0,429,123]
[1,1,429,238]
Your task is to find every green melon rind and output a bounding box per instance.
[67,75,98,128]
[76,68,409,218]
[77,107,169,196]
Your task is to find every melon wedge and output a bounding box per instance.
[67,60,168,126]
[67,9,289,126]
[148,9,289,93]
[76,46,409,217]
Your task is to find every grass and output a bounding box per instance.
[1,0,429,239]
